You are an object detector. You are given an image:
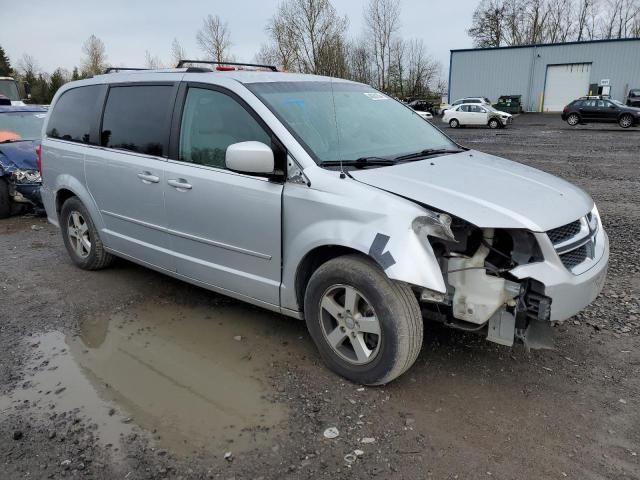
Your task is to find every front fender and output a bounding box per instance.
[281,167,447,312]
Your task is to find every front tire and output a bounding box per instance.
[449,118,459,128]
[619,114,633,128]
[567,113,580,126]
[488,118,500,129]
[60,197,114,270]
[304,254,423,385]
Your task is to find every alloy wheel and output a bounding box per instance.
[319,284,381,365]
[67,211,91,259]
[620,115,633,128]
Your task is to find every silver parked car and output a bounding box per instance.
[40,63,609,385]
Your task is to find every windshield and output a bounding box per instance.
[247,81,457,164]
[0,79,20,101]
[0,111,47,142]
[611,99,624,106]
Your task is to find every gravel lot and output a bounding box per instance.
[1,114,639,480]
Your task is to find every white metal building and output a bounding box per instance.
[448,38,640,112]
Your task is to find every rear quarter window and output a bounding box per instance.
[47,85,103,143]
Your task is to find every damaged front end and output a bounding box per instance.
[0,141,43,215]
[420,217,555,350]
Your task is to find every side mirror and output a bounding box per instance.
[225,141,274,175]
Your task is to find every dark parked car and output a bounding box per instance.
[0,105,47,217]
[562,97,640,128]
[627,89,640,107]
[407,99,434,114]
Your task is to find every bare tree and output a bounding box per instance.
[468,0,508,46]
[468,0,640,45]
[265,0,348,75]
[81,34,108,76]
[388,38,406,98]
[546,0,575,42]
[264,4,300,71]
[144,51,164,69]
[196,14,233,62]
[576,0,597,39]
[364,0,401,89]
[599,0,640,38]
[17,53,40,78]
[347,37,374,84]
[170,38,187,66]
[404,39,441,99]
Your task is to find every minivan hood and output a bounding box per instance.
[350,150,593,231]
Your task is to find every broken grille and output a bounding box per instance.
[547,220,582,245]
[559,244,588,270]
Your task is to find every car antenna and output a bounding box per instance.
[329,77,346,179]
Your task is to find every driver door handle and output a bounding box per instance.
[167,178,192,190]
[137,172,160,184]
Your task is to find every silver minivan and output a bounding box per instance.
[40,63,609,385]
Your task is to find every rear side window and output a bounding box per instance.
[47,86,102,143]
[101,85,174,157]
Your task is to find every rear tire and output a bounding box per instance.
[488,118,500,129]
[619,114,633,128]
[449,118,459,128]
[567,113,580,126]
[60,196,114,270]
[0,178,10,219]
[303,254,423,385]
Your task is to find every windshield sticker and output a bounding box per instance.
[363,92,389,101]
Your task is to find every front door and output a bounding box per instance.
[163,84,284,306]
[468,105,488,125]
[85,83,177,271]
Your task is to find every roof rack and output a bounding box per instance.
[104,67,149,74]
[176,60,278,72]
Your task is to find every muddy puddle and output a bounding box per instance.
[1,299,311,456]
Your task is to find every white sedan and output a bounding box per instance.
[442,103,513,129]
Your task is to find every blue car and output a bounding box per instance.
[0,105,47,218]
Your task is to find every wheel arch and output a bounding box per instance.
[52,175,104,231]
[617,112,634,123]
[567,111,581,121]
[294,245,370,314]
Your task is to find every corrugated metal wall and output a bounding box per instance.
[449,39,640,112]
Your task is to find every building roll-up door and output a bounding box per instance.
[543,63,591,112]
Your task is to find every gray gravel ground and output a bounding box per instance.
[1,114,639,479]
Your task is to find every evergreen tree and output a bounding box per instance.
[0,45,13,76]
[48,68,67,102]
[71,66,81,81]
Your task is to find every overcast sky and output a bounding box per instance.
[2,0,478,77]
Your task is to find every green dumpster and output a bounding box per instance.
[493,95,522,114]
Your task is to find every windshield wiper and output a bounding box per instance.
[394,148,464,162]
[320,157,397,167]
